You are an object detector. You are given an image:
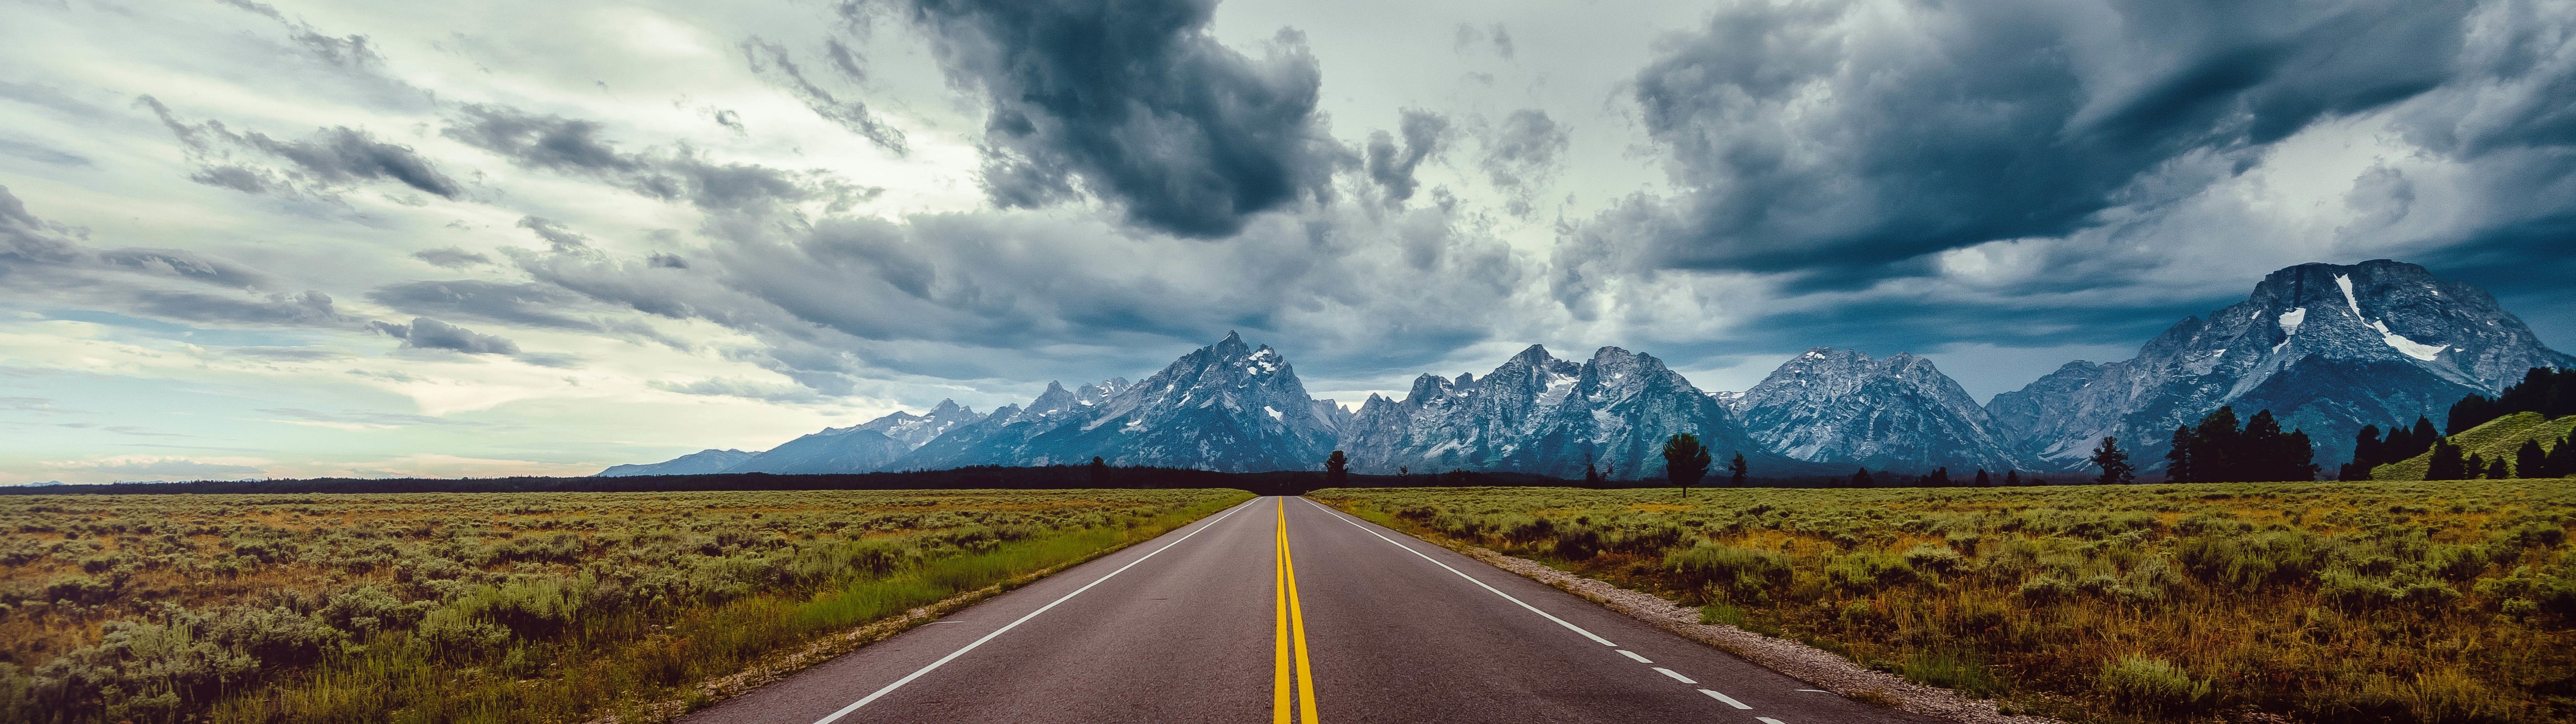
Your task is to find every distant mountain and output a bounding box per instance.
[594,399,986,477]
[1988,260,2574,472]
[596,448,756,477]
[887,332,1342,472]
[1338,344,1790,478]
[1725,348,2035,474]
[719,400,987,475]
[853,399,989,449]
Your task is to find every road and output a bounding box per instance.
[679,496,1932,724]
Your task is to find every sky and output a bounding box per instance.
[3,0,2572,483]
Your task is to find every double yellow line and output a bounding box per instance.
[1273,498,1319,723]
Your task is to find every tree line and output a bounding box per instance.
[2162,406,2319,483]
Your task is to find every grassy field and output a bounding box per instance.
[1313,480,2575,724]
[0,488,1251,723]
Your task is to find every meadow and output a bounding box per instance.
[0,488,1251,723]
[1313,480,2575,724]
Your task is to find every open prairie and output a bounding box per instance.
[1313,481,2576,724]
[0,488,1251,723]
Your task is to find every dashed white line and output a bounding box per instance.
[1759,718,1788,724]
[1653,667,1697,684]
[1298,497,1617,647]
[1616,649,1652,663]
[806,497,1263,724]
[1699,689,1752,709]
[1795,689,1829,692]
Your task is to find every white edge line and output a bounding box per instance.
[1617,649,1652,663]
[810,496,1263,724]
[1758,718,1788,724]
[1654,666,1697,684]
[1298,497,1616,647]
[1699,688,1752,709]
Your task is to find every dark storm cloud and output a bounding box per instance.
[0,184,361,328]
[141,96,463,200]
[742,38,907,154]
[411,247,493,268]
[442,104,880,213]
[501,199,1529,391]
[370,317,521,355]
[1595,0,2478,276]
[903,0,1340,238]
[366,279,598,331]
[1364,110,1449,206]
[1479,109,1566,216]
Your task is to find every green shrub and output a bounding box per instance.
[2098,656,2212,713]
[1824,551,1918,593]
[1665,544,1791,601]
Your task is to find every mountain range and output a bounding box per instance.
[602,260,2570,480]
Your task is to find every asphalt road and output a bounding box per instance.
[678,496,1933,724]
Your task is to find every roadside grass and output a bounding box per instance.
[1312,480,2575,724]
[0,489,1251,723]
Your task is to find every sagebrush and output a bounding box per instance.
[1314,480,2575,724]
[0,488,1249,723]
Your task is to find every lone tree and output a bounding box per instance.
[2091,435,2136,485]
[1662,433,1712,499]
[1583,452,1604,488]
[1324,450,1349,487]
[1728,452,1749,488]
[1974,469,1992,487]
[1850,468,1875,488]
[1089,456,1109,486]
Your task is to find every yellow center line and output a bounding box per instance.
[1274,499,1291,724]
[1274,498,1321,723]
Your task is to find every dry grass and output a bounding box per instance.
[0,488,1251,724]
[1313,480,2575,724]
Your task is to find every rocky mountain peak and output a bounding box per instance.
[1727,347,2030,472]
[1988,259,2572,471]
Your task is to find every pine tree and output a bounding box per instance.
[1850,468,1875,488]
[1583,452,1604,488]
[2283,429,2318,481]
[2486,455,2510,480]
[2195,407,2242,481]
[1921,467,1952,487]
[2466,453,2487,479]
[2426,439,2467,481]
[2092,436,2136,485]
[2515,439,2546,481]
[2004,470,2022,487]
[2243,410,2286,481]
[1662,433,1712,500]
[2406,417,2440,458]
[1974,469,1992,487]
[2341,424,2383,481]
[2166,425,2197,483]
[1728,452,1749,488]
[2548,434,2576,478]
[1324,450,1348,487]
[1089,456,1110,486]
[2353,425,2384,468]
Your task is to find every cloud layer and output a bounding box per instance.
[0,0,2570,482]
